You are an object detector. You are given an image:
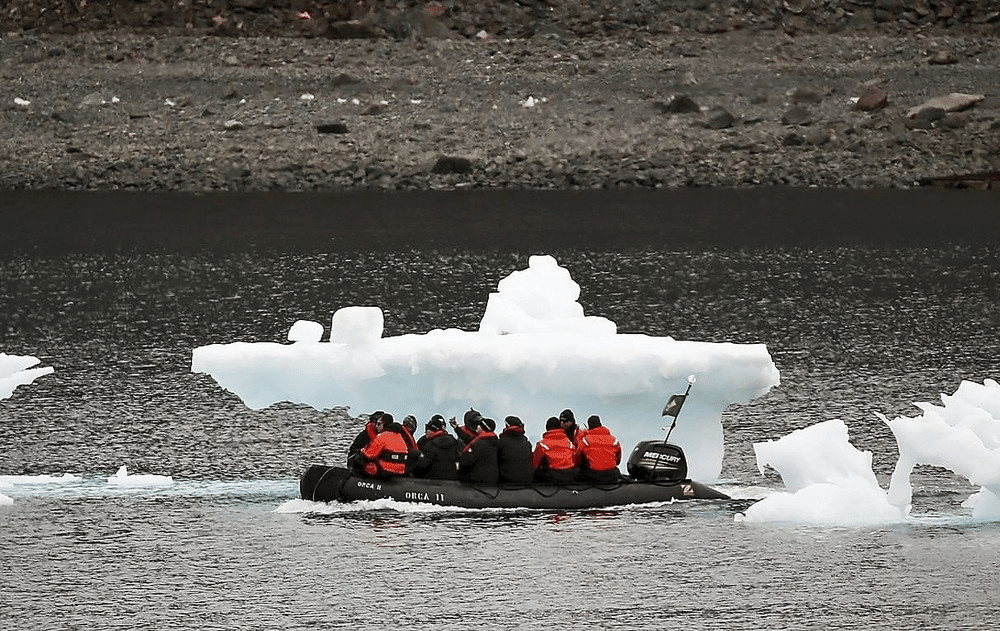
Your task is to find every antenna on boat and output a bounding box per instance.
[661,374,696,443]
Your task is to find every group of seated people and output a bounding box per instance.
[346,407,624,486]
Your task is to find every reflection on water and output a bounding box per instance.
[1,190,999,631]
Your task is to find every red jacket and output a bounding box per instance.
[532,429,578,471]
[578,426,622,472]
[360,430,409,477]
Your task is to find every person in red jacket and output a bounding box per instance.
[358,413,410,479]
[532,416,579,484]
[578,415,623,484]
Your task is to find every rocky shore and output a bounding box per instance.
[1,0,998,191]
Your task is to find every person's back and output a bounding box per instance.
[458,417,500,485]
[497,416,534,484]
[578,415,622,484]
[413,416,459,480]
[532,416,579,484]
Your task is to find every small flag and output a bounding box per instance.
[662,394,687,417]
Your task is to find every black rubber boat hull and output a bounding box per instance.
[300,465,730,509]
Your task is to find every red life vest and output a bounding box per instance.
[532,429,578,471]
[578,426,622,471]
[361,431,409,477]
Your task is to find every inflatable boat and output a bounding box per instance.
[300,441,731,509]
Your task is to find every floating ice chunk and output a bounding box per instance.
[882,378,1000,519]
[107,466,173,487]
[14,97,30,106]
[1,493,12,506]
[1,353,54,400]
[739,419,904,525]
[0,473,80,487]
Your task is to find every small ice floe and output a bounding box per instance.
[107,466,173,487]
[14,97,30,106]
[1,493,12,506]
[300,93,315,101]
[1,352,54,400]
[521,96,547,108]
[737,419,904,526]
[0,473,79,487]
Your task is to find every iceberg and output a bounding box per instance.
[192,254,780,481]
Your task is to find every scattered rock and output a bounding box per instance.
[655,95,701,114]
[703,106,734,129]
[855,86,889,111]
[906,107,946,129]
[316,122,349,134]
[907,93,985,118]
[929,50,959,65]
[781,105,812,126]
[804,129,831,145]
[432,156,474,174]
[223,119,244,131]
[788,87,822,104]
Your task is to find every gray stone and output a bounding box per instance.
[655,95,701,114]
[316,123,350,134]
[703,106,734,129]
[432,156,474,174]
[782,105,813,126]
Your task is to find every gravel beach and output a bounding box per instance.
[1,0,998,191]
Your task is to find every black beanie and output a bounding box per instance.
[504,415,523,428]
[480,418,496,432]
[546,416,560,431]
[587,415,602,429]
[559,409,575,424]
[464,408,482,426]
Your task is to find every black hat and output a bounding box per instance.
[545,416,561,431]
[587,415,602,429]
[464,408,482,424]
[559,409,576,424]
[504,415,523,428]
[402,415,417,431]
[479,417,496,432]
[426,415,446,432]
[380,412,394,424]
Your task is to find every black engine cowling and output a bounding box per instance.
[626,441,688,484]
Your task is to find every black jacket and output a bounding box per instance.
[413,432,460,480]
[457,433,500,485]
[497,427,534,484]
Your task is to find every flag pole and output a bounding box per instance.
[663,374,696,443]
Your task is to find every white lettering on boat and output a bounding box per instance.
[404,491,446,502]
[356,481,382,490]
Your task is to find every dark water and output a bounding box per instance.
[2,190,999,630]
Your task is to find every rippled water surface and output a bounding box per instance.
[2,190,999,630]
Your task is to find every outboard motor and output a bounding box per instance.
[627,441,688,484]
